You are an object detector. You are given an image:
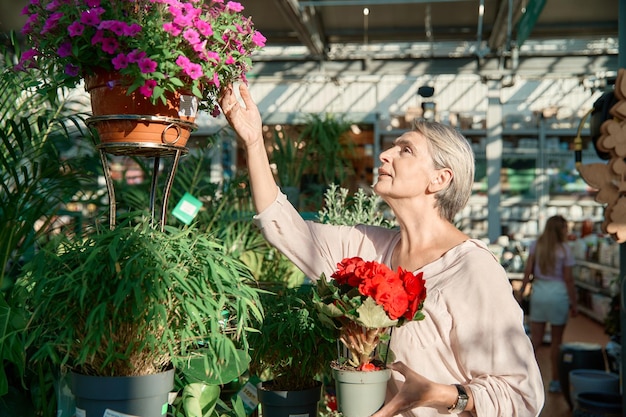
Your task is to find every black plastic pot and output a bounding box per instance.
[257,380,322,417]
[71,368,174,417]
[573,392,622,417]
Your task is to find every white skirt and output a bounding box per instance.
[529,279,570,325]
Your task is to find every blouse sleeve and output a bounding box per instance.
[441,244,544,416]
[253,190,399,280]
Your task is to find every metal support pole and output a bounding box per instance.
[97,143,188,230]
[619,1,625,414]
[98,148,116,228]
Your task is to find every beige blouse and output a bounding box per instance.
[254,191,545,417]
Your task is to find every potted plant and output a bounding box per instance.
[312,257,427,417]
[17,0,266,147]
[16,216,264,416]
[247,285,337,417]
[300,114,354,195]
[268,128,311,208]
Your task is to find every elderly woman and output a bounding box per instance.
[219,83,544,417]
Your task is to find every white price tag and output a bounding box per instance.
[103,409,139,417]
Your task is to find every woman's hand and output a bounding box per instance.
[370,362,442,417]
[219,83,263,149]
[218,82,278,212]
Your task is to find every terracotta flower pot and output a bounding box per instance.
[84,71,198,151]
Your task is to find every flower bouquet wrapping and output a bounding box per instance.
[313,256,427,372]
[18,0,266,116]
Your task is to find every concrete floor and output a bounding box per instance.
[536,313,614,417]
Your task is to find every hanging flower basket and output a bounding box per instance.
[84,71,198,154]
[18,0,267,156]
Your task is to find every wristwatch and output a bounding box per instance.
[447,384,469,414]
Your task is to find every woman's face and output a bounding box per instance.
[374,131,437,199]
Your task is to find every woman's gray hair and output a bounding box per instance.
[412,119,475,222]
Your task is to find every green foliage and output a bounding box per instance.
[248,285,337,391]
[172,349,251,417]
[318,184,393,228]
[270,129,310,188]
[17,217,264,378]
[0,38,102,412]
[113,140,306,287]
[300,114,354,187]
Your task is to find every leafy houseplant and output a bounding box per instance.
[318,184,393,228]
[17,217,264,414]
[248,285,337,391]
[270,128,310,189]
[18,0,266,115]
[248,285,337,417]
[300,114,354,187]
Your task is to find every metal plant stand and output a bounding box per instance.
[97,141,190,230]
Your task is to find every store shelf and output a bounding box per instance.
[574,260,618,323]
[577,305,605,323]
[576,259,619,274]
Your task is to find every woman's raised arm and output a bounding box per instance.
[219,83,278,213]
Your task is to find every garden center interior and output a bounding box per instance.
[0,0,623,416]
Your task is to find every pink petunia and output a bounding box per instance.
[163,22,182,36]
[124,23,142,37]
[99,20,126,36]
[100,38,119,54]
[194,19,212,37]
[139,79,157,98]
[91,30,105,45]
[252,31,267,47]
[80,7,105,26]
[176,55,191,67]
[16,48,38,70]
[57,42,72,57]
[45,0,60,11]
[42,12,63,34]
[138,57,157,73]
[183,28,200,45]
[68,21,85,37]
[225,55,235,65]
[206,51,220,62]
[85,0,100,7]
[184,62,203,80]
[127,49,147,63]
[192,40,208,55]
[64,63,79,76]
[226,2,244,12]
[112,53,129,70]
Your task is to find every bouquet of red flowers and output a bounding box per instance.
[313,257,427,371]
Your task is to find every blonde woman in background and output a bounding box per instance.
[518,215,577,394]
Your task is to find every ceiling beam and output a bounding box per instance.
[488,0,524,52]
[298,0,473,5]
[273,0,326,58]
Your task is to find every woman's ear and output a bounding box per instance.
[428,168,453,192]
